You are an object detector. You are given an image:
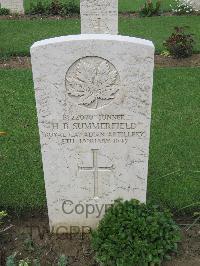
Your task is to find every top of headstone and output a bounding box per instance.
[31,34,154,50]
[80,0,118,34]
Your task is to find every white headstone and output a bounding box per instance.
[1,0,24,14]
[31,0,154,233]
[80,0,118,34]
[184,0,200,10]
[31,35,154,232]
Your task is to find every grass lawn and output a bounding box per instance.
[24,0,174,13]
[0,67,199,214]
[0,16,200,58]
[119,0,174,12]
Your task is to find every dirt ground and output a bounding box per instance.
[155,54,200,68]
[0,214,96,266]
[1,55,200,70]
[0,214,200,266]
[0,11,199,20]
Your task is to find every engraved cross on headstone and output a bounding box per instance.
[79,149,114,197]
[80,0,118,34]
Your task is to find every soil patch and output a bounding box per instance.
[1,55,200,70]
[155,54,200,68]
[0,14,80,20]
[0,12,199,20]
[0,214,96,266]
[0,215,199,266]
[0,57,31,69]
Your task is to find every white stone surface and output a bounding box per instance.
[185,0,200,10]
[80,0,118,34]
[31,34,154,232]
[1,0,24,13]
[181,0,200,10]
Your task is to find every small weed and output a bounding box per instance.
[0,211,7,225]
[6,252,17,266]
[139,0,162,17]
[161,50,171,57]
[57,255,69,266]
[23,238,35,252]
[18,258,31,266]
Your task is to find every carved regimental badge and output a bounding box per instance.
[65,56,120,109]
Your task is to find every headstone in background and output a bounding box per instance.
[189,0,200,10]
[80,0,118,34]
[1,0,24,13]
[31,0,154,232]
[181,0,200,10]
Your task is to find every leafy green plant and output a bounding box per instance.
[57,255,69,266]
[28,0,79,16]
[6,252,17,266]
[139,0,161,17]
[0,7,10,15]
[171,0,194,15]
[0,210,7,237]
[28,1,47,15]
[91,199,181,266]
[6,256,40,266]
[23,238,35,252]
[161,50,170,57]
[47,0,62,15]
[18,258,30,266]
[61,0,80,16]
[0,211,7,225]
[164,27,194,58]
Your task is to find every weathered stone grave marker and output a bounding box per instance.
[181,0,200,11]
[80,0,118,34]
[31,0,154,232]
[1,0,24,14]
[187,0,200,10]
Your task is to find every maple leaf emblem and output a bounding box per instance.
[65,57,120,109]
